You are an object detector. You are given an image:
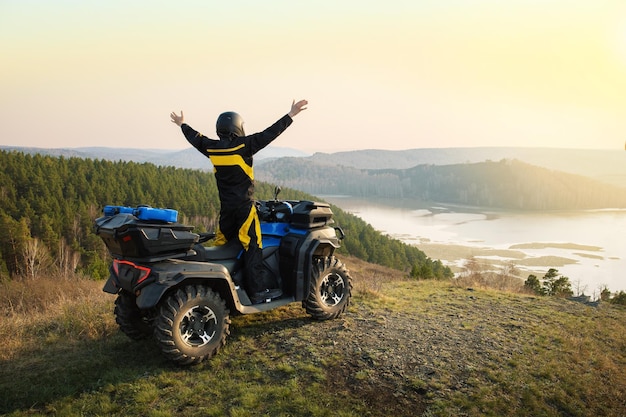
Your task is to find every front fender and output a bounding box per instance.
[282,227,342,301]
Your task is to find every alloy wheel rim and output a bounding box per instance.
[179,304,218,347]
[320,273,345,307]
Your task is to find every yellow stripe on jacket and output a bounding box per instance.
[209,154,254,180]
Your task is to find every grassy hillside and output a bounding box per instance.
[2,258,625,416]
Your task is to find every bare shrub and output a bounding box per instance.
[344,255,406,296]
[454,258,525,293]
[57,238,81,278]
[23,237,53,278]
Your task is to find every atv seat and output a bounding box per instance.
[201,239,244,261]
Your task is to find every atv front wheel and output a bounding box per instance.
[114,291,153,340]
[305,256,352,320]
[154,285,230,365]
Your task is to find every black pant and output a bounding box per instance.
[216,202,274,294]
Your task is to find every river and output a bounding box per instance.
[321,196,626,294]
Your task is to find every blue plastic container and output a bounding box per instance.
[135,206,178,223]
[103,205,135,217]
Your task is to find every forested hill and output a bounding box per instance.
[0,145,308,172]
[297,147,626,189]
[6,145,626,190]
[0,150,451,280]
[257,158,626,210]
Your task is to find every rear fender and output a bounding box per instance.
[133,262,238,310]
[103,274,119,294]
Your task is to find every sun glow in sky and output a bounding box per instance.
[1,0,625,153]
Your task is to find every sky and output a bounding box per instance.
[1,0,625,153]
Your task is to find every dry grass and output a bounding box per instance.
[0,275,115,362]
[342,255,406,294]
[2,263,626,416]
[0,274,104,316]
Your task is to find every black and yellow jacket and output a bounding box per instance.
[181,114,293,209]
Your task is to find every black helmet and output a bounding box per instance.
[216,111,245,139]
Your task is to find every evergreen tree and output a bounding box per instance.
[0,214,30,277]
[524,274,543,295]
[541,268,573,297]
[610,291,626,306]
[526,269,574,298]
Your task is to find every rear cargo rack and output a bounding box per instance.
[95,212,199,258]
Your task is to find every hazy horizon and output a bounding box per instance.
[0,143,624,156]
[2,1,625,153]
[2,143,623,154]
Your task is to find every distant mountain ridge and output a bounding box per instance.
[300,147,626,189]
[256,157,626,210]
[3,145,625,189]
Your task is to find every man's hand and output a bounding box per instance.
[288,100,308,118]
[170,111,184,126]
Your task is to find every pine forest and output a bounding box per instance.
[0,150,451,281]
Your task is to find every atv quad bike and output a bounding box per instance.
[95,187,352,365]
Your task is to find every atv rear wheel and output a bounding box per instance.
[154,285,230,365]
[114,291,153,340]
[305,256,352,320]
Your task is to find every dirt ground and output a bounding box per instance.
[259,255,625,416]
